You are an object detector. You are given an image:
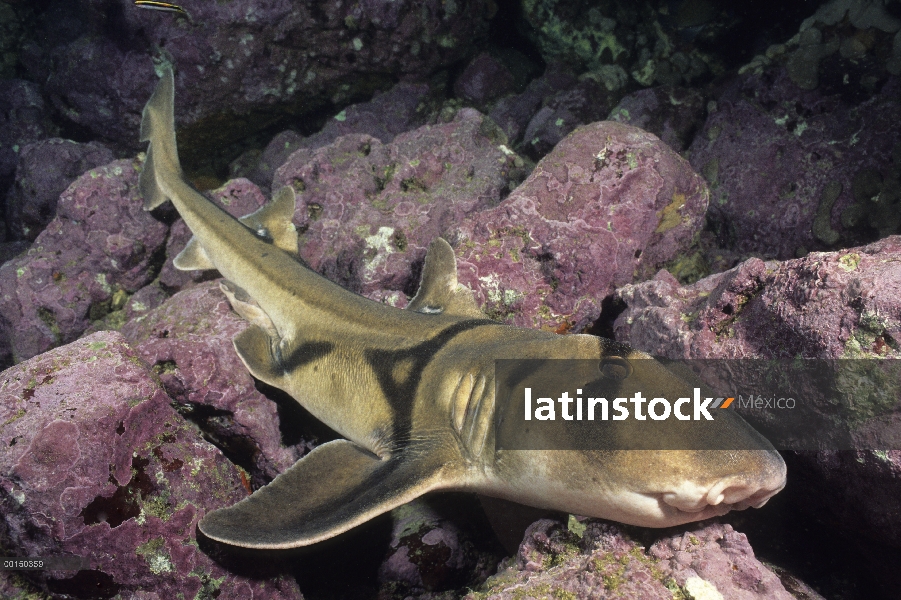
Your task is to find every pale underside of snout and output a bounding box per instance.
[483,449,787,528]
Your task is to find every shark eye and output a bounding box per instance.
[599,356,632,381]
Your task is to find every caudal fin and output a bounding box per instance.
[139,67,182,211]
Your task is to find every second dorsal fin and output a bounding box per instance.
[407,238,483,318]
[173,186,299,271]
[239,186,299,255]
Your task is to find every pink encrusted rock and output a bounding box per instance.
[465,519,797,600]
[273,110,526,302]
[607,86,709,153]
[0,331,302,599]
[158,178,269,292]
[688,71,901,260]
[5,138,115,241]
[29,0,491,149]
[453,120,708,332]
[378,496,501,595]
[235,81,432,193]
[453,52,517,107]
[120,281,308,485]
[613,235,901,359]
[0,78,54,197]
[488,65,579,146]
[649,522,799,600]
[0,159,168,364]
[520,78,620,160]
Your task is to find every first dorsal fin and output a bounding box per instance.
[407,238,483,318]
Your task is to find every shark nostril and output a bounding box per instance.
[705,480,731,506]
[662,492,708,512]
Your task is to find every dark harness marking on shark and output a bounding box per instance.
[365,318,500,449]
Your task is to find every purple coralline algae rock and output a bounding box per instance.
[454,53,517,107]
[465,519,796,600]
[453,120,708,332]
[688,71,901,260]
[613,235,901,359]
[273,110,525,302]
[5,138,115,241]
[0,331,302,599]
[302,82,433,152]
[28,0,491,147]
[121,281,308,486]
[520,78,622,160]
[236,130,306,193]
[608,86,709,153]
[0,78,54,197]
[0,159,168,365]
[236,81,432,192]
[158,178,268,292]
[378,497,499,594]
[489,65,579,146]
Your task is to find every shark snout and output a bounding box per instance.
[662,456,787,514]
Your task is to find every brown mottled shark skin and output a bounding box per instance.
[139,67,786,550]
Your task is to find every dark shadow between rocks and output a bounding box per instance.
[253,378,342,449]
[717,451,887,600]
[197,509,394,599]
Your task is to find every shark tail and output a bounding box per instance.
[139,67,182,211]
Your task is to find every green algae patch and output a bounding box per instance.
[566,514,586,538]
[833,359,901,422]
[189,569,227,600]
[812,181,842,245]
[3,408,26,426]
[837,252,861,272]
[136,537,174,574]
[665,251,709,285]
[655,193,687,233]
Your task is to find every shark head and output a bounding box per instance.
[489,344,787,527]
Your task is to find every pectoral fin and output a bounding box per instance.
[220,281,279,339]
[407,238,483,318]
[199,440,444,548]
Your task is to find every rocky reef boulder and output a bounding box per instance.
[454,120,708,332]
[613,235,901,359]
[688,71,901,262]
[0,159,167,366]
[120,281,311,487]
[25,0,492,151]
[464,519,804,600]
[4,138,115,242]
[273,109,527,304]
[0,331,303,599]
